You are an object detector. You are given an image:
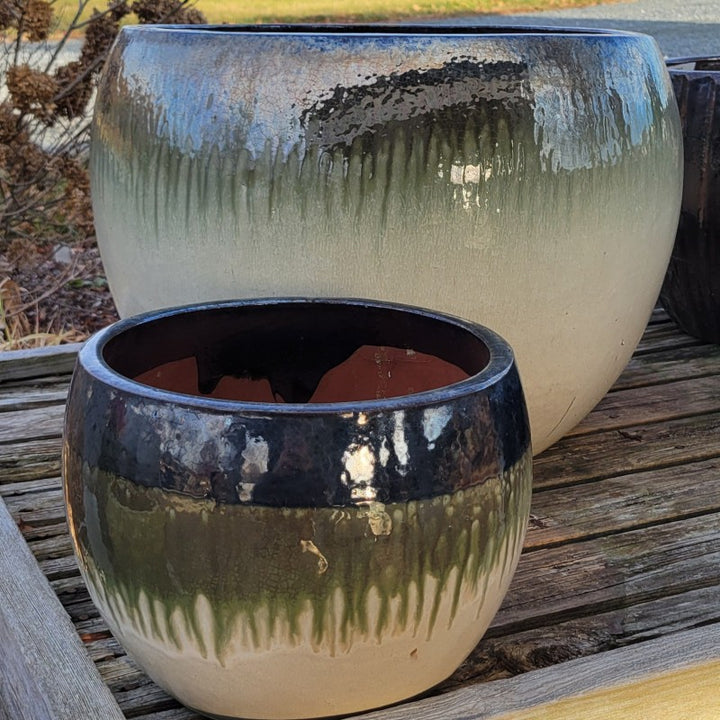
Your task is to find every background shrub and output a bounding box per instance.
[0,0,206,250]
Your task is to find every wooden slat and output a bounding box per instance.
[0,388,69,412]
[566,375,720,436]
[38,554,81,583]
[526,457,720,549]
[0,344,80,383]
[0,404,66,444]
[3,487,66,526]
[493,513,720,633]
[632,323,702,355]
[648,306,670,324]
[443,584,720,689]
[0,498,124,720]
[0,475,62,498]
[613,343,720,390]
[135,710,200,720]
[489,661,720,720]
[353,625,720,720]
[27,533,74,562]
[51,574,87,597]
[0,375,71,395]
[114,683,188,717]
[0,437,63,484]
[534,411,720,488]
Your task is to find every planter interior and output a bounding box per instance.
[106,300,487,404]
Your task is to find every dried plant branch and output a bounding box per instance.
[4,255,81,316]
[1,0,206,250]
[1,0,205,348]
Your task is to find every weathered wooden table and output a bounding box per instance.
[1,307,719,720]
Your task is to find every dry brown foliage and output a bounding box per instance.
[1,0,206,347]
[6,64,58,119]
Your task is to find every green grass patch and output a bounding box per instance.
[51,0,605,30]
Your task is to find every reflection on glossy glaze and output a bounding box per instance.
[91,27,682,453]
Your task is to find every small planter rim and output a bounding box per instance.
[78,297,518,417]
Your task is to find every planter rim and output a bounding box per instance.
[79,297,517,417]
[666,55,720,69]
[122,23,649,39]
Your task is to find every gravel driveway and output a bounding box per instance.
[448,0,720,59]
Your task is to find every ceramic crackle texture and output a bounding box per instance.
[90,25,683,453]
[62,298,532,719]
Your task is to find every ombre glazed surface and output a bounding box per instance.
[90,26,682,452]
[62,298,532,719]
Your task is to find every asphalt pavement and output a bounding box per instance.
[446,0,720,59]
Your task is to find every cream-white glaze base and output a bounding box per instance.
[85,559,515,719]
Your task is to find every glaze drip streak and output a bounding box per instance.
[71,450,531,661]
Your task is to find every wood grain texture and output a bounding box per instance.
[0,499,124,720]
[0,344,80,383]
[3,486,66,528]
[534,411,720,488]
[0,475,62,498]
[613,343,720,389]
[1,312,719,719]
[632,323,701,355]
[567,375,720,436]
[490,660,720,720]
[0,387,68,412]
[0,404,66,443]
[353,625,720,720]
[441,584,720,689]
[526,457,720,548]
[0,437,63,484]
[494,512,720,633]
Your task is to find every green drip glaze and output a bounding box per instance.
[68,449,532,661]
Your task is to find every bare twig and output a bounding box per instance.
[4,255,81,317]
[44,0,92,72]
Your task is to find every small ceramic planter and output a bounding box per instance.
[660,57,720,343]
[62,298,532,720]
[90,24,683,452]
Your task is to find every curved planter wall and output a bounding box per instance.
[661,57,720,343]
[90,25,683,452]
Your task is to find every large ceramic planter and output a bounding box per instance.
[62,297,532,719]
[90,25,682,452]
[660,57,720,343]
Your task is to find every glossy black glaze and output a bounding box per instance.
[661,57,720,343]
[64,298,529,508]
